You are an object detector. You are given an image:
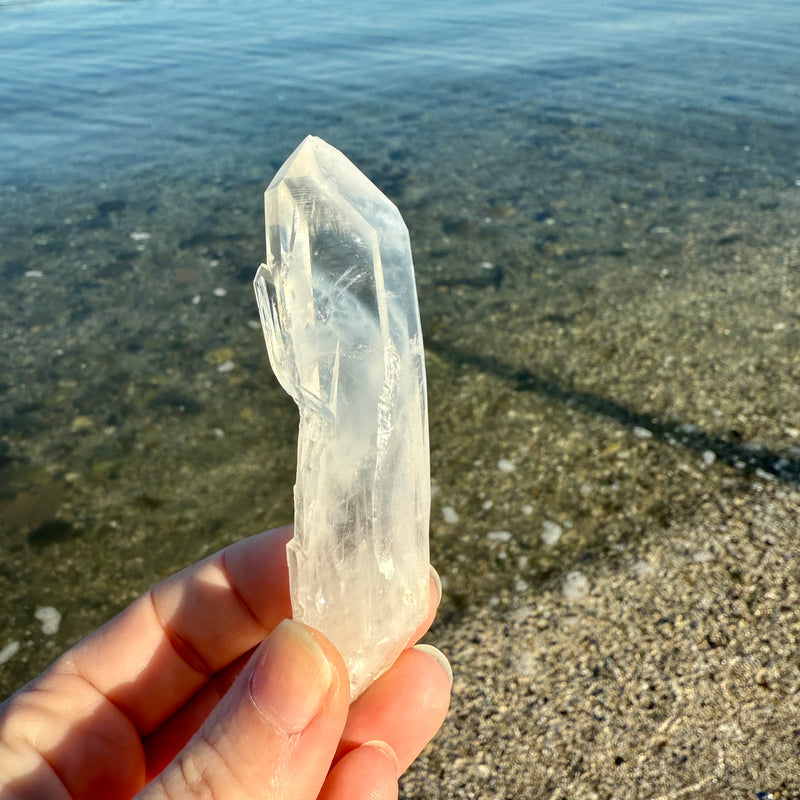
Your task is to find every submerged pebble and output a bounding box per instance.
[70,415,93,432]
[0,641,20,665]
[442,506,460,524]
[34,606,61,635]
[541,520,562,546]
[702,450,717,466]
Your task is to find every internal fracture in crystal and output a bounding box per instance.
[254,136,431,699]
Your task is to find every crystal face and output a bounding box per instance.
[254,136,430,699]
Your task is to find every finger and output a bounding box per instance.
[67,525,294,735]
[318,741,399,800]
[0,664,146,799]
[139,620,349,800]
[0,527,293,799]
[336,644,452,773]
[145,561,443,765]
[142,649,253,780]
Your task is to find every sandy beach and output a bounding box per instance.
[404,481,800,798]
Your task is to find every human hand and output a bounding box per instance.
[0,525,451,799]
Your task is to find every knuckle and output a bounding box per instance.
[176,747,216,800]
[155,727,248,800]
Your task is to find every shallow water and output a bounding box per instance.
[2,0,800,739]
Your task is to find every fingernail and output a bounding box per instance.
[360,740,399,776]
[250,619,333,733]
[413,643,454,688]
[429,564,442,604]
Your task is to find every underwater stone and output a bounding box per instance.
[34,606,61,635]
[254,135,430,699]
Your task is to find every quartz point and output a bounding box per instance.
[253,136,430,699]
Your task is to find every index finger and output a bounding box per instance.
[68,524,294,735]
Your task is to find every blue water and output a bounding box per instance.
[2,0,798,186]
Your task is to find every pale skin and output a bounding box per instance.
[0,525,452,799]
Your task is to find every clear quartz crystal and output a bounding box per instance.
[254,135,430,699]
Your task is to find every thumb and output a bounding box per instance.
[140,619,349,800]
